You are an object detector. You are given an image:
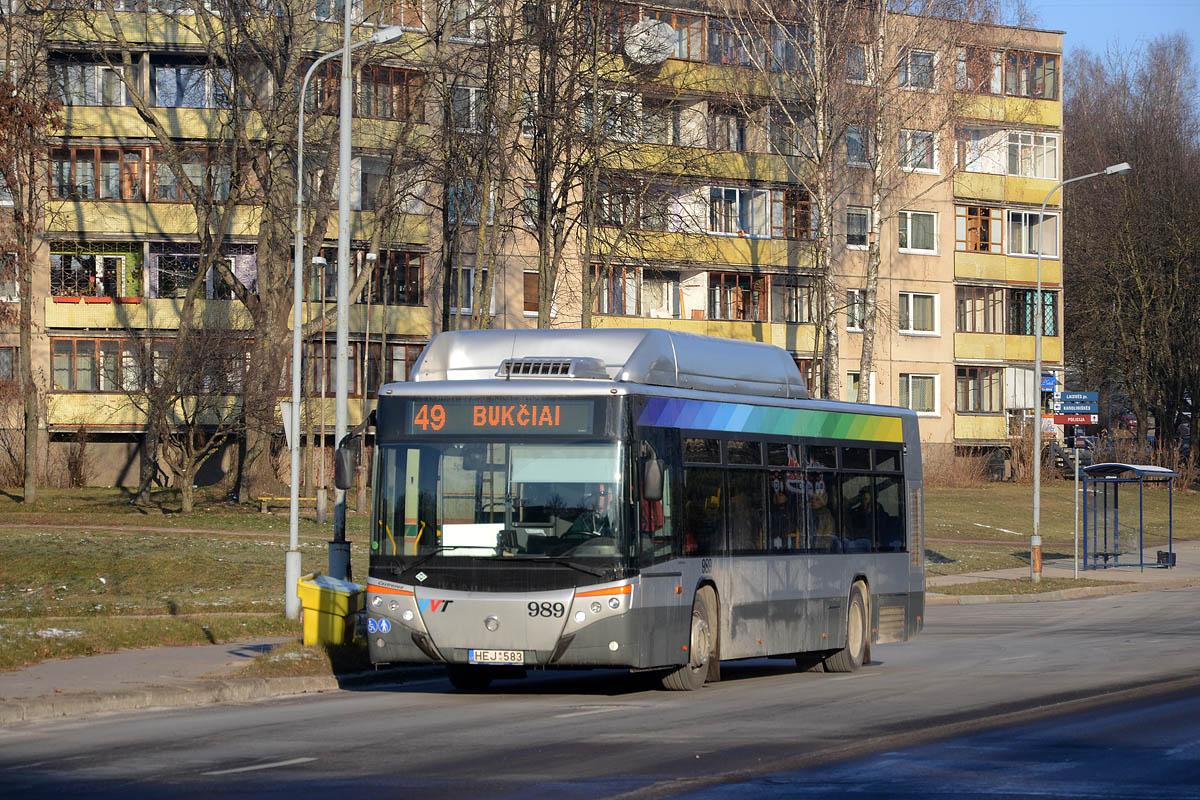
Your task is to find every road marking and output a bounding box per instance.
[973,522,1025,536]
[202,757,316,776]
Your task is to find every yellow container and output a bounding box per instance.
[297,572,365,646]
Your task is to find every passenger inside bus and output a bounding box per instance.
[809,483,839,552]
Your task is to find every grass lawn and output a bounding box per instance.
[0,481,1193,672]
[0,487,374,671]
[931,577,1131,596]
[922,481,1197,576]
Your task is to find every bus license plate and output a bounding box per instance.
[469,649,524,665]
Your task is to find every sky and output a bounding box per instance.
[1033,0,1200,62]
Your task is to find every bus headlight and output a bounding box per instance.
[608,597,621,610]
[371,596,383,608]
[590,601,602,614]
[402,609,414,622]
[389,600,400,612]
[574,610,586,623]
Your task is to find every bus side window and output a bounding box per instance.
[682,466,724,556]
[637,430,682,564]
[875,475,905,552]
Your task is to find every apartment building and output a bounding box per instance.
[0,1,1063,485]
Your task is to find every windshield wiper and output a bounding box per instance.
[512,556,607,578]
[404,545,496,574]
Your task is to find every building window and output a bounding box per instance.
[846,43,867,83]
[709,272,766,321]
[642,269,681,319]
[582,91,640,141]
[642,98,681,145]
[709,186,768,237]
[956,366,1003,413]
[48,61,134,107]
[357,67,424,121]
[955,206,1002,253]
[0,346,14,382]
[592,263,638,316]
[898,129,935,172]
[523,271,539,315]
[708,108,746,152]
[51,338,141,393]
[898,49,935,89]
[446,178,491,226]
[955,286,1003,333]
[447,266,492,314]
[771,188,813,240]
[363,251,422,305]
[955,46,1001,94]
[707,18,759,66]
[451,86,484,131]
[1009,289,1057,336]
[1008,132,1058,180]
[153,253,238,300]
[847,371,873,403]
[153,63,231,108]
[898,210,936,253]
[899,373,937,414]
[1005,50,1058,100]
[794,357,821,392]
[51,146,144,201]
[1007,210,1058,257]
[768,23,808,73]
[644,9,703,61]
[957,127,1006,174]
[150,149,231,202]
[50,253,128,298]
[449,0,488,41]
[770,276,812,324]
[0,253,16,302]
[846,125,870,166]
[846,288,865,330]
[898,292,936,334]
[770,109,815,157]
[847,206,870,248]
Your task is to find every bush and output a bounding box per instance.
[923,443,988,488]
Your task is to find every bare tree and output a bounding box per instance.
[1064,36,1200,450]
[0,3,69,501]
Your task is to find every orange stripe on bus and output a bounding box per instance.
[368,585,414,596]
[575,585,633,597]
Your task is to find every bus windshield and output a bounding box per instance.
[371,440,628,565]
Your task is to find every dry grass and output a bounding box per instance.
[922,444,989,488]
[222,640,372,679]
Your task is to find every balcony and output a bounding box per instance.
[955,94,1062,128]
[595,230,816,270]
[954,332,1062,364]
[593,314,817,353]
[953,173,1060,207]
[954,413,1007,443]
[954,251,1061,285]
[45,296,431,336]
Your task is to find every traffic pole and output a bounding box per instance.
[1031,534,1042,583]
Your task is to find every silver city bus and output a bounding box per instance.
[350,329,924,691]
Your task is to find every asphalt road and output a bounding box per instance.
[2,587,1199,799]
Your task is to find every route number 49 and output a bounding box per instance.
[413,403,446,431]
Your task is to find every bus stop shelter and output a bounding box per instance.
[1082,463,1177,571]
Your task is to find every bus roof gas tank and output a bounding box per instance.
[408,329,808,400]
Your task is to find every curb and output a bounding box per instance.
[0,666,444,727]
[927,578,1200,605]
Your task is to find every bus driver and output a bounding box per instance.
[568,484,615,537]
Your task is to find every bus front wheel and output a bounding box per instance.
[662,587,716,691]
[824,581,868,673]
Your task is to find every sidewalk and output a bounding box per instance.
[927,538,1200,604]
[2,541,1197,727]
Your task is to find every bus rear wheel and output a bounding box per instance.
[662,587,715,691]
[446,665,494,691]
[824,581,868,673]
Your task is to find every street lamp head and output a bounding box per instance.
[1105,162,1132,176]
[311,256,327,266]
[368,25,406,44]
[365,252,378,262]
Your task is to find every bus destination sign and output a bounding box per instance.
[408,400,595,436]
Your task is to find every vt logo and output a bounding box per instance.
[418,599,455,613]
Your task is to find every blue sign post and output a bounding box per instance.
[1061,402,1100,414]
[1059,392,1098,403]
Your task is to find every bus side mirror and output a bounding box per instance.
[334,437,360,490]
[642,458,664,502]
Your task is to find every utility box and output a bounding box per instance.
[297,572,365,646]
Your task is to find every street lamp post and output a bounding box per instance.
[1031,161,1131,584]
[287,25,405,619]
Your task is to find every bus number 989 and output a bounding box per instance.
[528,602,565,618]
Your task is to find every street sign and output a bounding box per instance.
[1059,391,1098,402]
[1060,402,1099,414]
[1054,414,1098,425]
[1040,375,1058,391]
